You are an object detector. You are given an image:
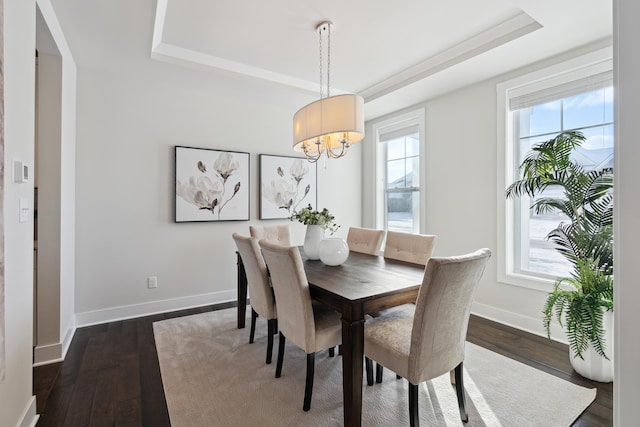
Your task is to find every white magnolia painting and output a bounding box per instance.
[259,154,317,219]
[175,146,250,222]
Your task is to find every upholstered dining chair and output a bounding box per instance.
[383,230,438,265]
[347,227,386,255]
[249,224,291,246]
[232,233,277,364]
[258,240,342,412]
[364,248,492,427]
[369,231,439,380]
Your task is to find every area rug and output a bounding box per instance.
[153,308,596,427]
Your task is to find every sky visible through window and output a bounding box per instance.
[516,87,613,278]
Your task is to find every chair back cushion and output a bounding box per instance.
[383,231,438,265]
[232,233,276,320]
[259,240,316,352]
[347,227,385,255]
[408,248,491,383]
[249,224,291,246]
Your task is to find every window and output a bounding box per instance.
[372,109,425,234]
[497,49,613,289]
[384,132,420,233]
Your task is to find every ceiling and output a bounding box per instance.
[46,0,612,120]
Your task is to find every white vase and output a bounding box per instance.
[569,309,614,383]
[303,225,324,260]
[319,238,350,266]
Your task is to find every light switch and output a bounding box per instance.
[14,160,30,183]
[19,198,30,223]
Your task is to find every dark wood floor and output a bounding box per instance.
[34,302,612,426]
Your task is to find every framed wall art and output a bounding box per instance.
[259,154,317,220]
[175,146,250,222]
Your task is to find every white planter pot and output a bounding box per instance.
[569,309,614,383]
[303,225,324,260]
[319,238,350,266]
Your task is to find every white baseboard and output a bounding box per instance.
[33,323,77,366]
[32,290,237,366]
[74,290,237,327]
[18,395,38,427]
[33,343,64,366]
[61,323,76,360]
[471,301,568,345]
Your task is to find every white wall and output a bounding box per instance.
[72,63,361,325]
[1,0,39,426]
[613,0,640,424]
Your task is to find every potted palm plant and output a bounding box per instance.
[506,130,613,382]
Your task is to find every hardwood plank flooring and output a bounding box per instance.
[34,304,612,426]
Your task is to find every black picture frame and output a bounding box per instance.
[174,146,250,222]
[259,154,317,219]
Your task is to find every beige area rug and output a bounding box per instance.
[153,308,596,427]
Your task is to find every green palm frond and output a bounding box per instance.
[508,130,614,360]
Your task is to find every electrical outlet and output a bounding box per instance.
[147,276,158,289]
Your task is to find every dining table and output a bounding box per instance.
[236,249,425,427]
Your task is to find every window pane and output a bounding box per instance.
[524,187,572,276]
[405,134,419,157]
[563,88,606,130]
[408,156,419,187]
[575,125,614,169]
[513,84,613,280]
[519,101,561,137]
[386,139,405,161]
[604,87,614,123]
[387,159,405,189]
[386,191,418,233]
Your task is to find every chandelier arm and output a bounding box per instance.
[326,141,349,159]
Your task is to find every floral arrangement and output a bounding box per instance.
[290,204,340,235]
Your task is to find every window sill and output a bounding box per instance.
[498,271,556,293]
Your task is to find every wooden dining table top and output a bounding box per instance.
[302,250,425,315]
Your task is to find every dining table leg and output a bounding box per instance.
[341,305,365,427]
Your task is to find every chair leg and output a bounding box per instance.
[275,332,286,378]
[408,382,419,427]
[266,319,276,364]
[249,308,258,344]
[376,363,384,383]
[338,344,342,355]
[329,347,335,357]
[303,353,315,411]
[454,362,468,423]
[365,357,374,386]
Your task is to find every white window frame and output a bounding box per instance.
[497,47,613,291]
[371,108,426,233]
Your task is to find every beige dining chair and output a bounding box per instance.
[249,224,291,246]
[258,240,342,412]
[232,233,277,364]
[364,248,491,427]
[347,227,385,255]
[383,230,438,265]
[369,231,439,380]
